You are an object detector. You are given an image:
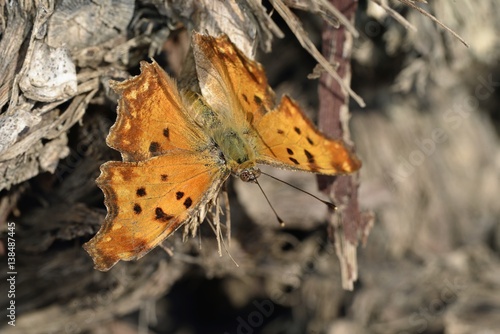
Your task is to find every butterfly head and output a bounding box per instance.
[235,165,261,183]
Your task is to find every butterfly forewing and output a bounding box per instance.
[108,60,210,162]
[192,33,275,130]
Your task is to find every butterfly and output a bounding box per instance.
[83,32,361,271]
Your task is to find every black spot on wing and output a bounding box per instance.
[163,128,170,139]
[254,95,263,105]
[161,174,168,181]
[176,191,184,200]
[287,148,294,155]
[136,187,146,197]
[304,149,315,163]
[277,129,284,135]
[294,127,301,135]
[155,207,174,222]
[242,93,249,103]
[149,142,160,154]
[307,136,314,145]
[133,203,142,214]
[289,157,300,165]
[183,197,192,209]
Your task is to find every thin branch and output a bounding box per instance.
[371,0,417,31]
[317,0,359,38]
[284,0,359,38]
[270,0,366,107]
[399,0,469,47]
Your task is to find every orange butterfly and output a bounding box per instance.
[83,32,361,271]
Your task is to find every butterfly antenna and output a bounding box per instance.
[260,171,337,211]
[254,179,286,227]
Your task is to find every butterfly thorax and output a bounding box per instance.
[212,127,261,183]
[191,94,261,183]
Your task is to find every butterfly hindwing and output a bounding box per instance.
[84,152,229,271]
[254,96,361,174]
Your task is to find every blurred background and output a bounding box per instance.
[0,0,499,333]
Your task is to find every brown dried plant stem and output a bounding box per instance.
[317,0,366,291]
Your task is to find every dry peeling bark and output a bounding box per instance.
[0,0,133,190]
[1,1,499,334]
